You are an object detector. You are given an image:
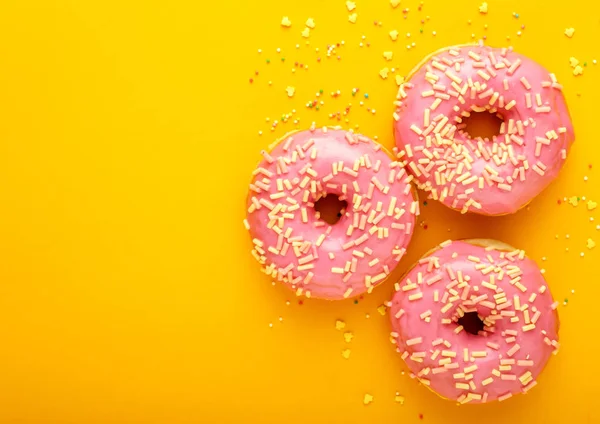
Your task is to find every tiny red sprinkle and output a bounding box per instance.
[419,414,424,420]
[298,300,304,305]
[255,71,259,75]
[589,164,593,169]
[249,78,254,83]
[423,224,428,230]
[557,199,562,205]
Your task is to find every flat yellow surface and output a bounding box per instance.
[0,0,597,423]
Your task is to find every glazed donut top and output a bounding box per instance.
[390,239,559,404]
[393,44,575,215]
[246,128,417,300]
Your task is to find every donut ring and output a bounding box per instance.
[393,44,575,215]
[389,239,559,404]
[245,128,418,300]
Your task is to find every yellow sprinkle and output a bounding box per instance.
[281,16,292,27]
[305,18,316,29]
[383,51,394,61]
[286,86,296,97]
[568,196,579,207]
[344,332,354,343]
[396,75,405,86]
[363,393,373,405]
[564,27,575,38]
[377,304,388,315]
[573,65,584,76]
[346,1,357,11]
[380,67,389,79]
[336,320,346,330]
[588,200,597,210]
[389,30,399,41]
[348,13,358,23]
[394,394,405,404]
[301,28,310,38]
[588,239,596,250]
[569,57,579,68]
[479,2,488,13]
[342,349,352,359]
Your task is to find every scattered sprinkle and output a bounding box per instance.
[395,393,405,404]
[336,320,346,330]
[377,304,388,315]
[383,51,394,61]
[568,196,579,207]
[588,239,596,249]
[479,2,488,14]
[588,200,597,211]
[363,393,373,405]
[564,27,575,38]
[380,67,390,79]
[346,1,356,11]
[349,13,358,23]
[306,18,316,29]
[396,75,405,86]
[286,86,296,97]
[573,65,584,76]
[281,17,292,27]
[342,349,352,359]
[390,30,399,41]
[302,28,310,38]
[344,332,354,343]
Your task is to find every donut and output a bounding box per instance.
[389,239,559,404]
[245,127,418,300]
[393,44,575,215]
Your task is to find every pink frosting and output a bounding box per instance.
[390,239,559,404]
[393,45,575,215]
[246,128,417,300]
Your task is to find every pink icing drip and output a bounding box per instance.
[390,240,559,404]
[393,45,575,215]
[246,128,417,300]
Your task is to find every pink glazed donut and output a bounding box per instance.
[390,239,559,404]
[393,44,575,215]
[245,128,418,300]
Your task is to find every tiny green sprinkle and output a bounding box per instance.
[266,59,270,64]
[423,201,428,206]
[420,28,424,33]
[584,62,588,67]
[564,298,569,303]
[281,58,285,62]
[320,89,324,93]
[316,106,320,111]
[354,300,359,304]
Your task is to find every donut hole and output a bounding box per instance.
[314,195,348,225]
[460,111,504,141]
[457,311,485,336]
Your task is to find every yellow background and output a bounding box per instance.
[0,0,597,422]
